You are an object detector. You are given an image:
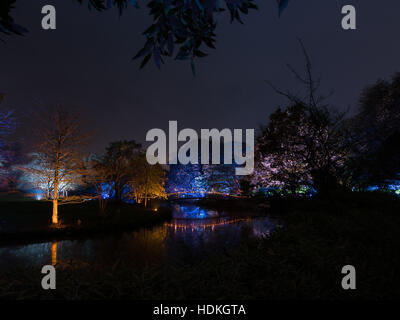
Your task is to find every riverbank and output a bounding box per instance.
[0,192,399,299]
[0,200,172,246]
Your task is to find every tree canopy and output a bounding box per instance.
[99,140,142,201]
[252,40,350,197]
[348,73,400,188]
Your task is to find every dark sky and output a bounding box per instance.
[1,0,400,153]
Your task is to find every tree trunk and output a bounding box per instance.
[52,155,59,224]
[52,185,58,224]
[99,198,107,214]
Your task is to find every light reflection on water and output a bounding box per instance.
[0,204,277,270]
[172,204,220,219]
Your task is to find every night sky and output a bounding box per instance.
[1,0,400,153]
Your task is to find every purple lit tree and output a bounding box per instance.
[252,41,350,196]
[166,163,208,197]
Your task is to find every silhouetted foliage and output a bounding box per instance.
[0,0,28,41]
[0,0,291,72]
[348,73,400,188]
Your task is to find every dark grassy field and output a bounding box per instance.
[0,192,399,299]
[0,199,172,245]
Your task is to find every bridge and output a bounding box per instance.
[166,191,247,200]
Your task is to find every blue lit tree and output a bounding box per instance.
[202,164,240,194]
[166,162,241,197]
[166,162,208,197]
[99,140,141,202]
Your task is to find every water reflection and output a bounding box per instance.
[0,204,277,270]
[172,204,220,219]
[51,241,57,266]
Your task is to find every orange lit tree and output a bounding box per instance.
[128,152,166,207]
[36,109,87,224]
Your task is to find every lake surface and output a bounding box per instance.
[0,202,278,270]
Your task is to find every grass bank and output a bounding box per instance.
[0,200,172,246]
[1,192,399,299]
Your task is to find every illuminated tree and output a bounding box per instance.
[202,164,240,194]
[166,162,242,197]
[128,152,166,206]
[254,41,349,196]
[19,152,82,199]
[253,104,322,195]
[166,163,207,196]
[34,109,87,224]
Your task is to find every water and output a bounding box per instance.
[0,203,277,270]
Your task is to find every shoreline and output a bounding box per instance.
[0,201,172,247]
